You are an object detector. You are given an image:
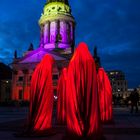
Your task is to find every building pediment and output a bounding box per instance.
[19,48,66,64]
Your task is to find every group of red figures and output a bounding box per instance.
[28,42,113,139]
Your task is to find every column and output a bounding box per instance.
[70,22,74,43]
[39,25,44,48]
[12,70,18,100]
[44,21,50,44]
[67,22,71,43]
[22,69,29,101]
[60,20,67,43]
[55,20,58,48]
[50,21,57,43]
[55,20,59,37]
[70,22,75,53]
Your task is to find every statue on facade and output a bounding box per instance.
[28,43,34,51]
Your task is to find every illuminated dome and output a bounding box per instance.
[39,0,75,52]
[39,0,74,25]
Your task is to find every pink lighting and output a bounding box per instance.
[66,42,102,138]
[25,42,112,139]
[57,68,67,124]
[28,54,54,132]
[97,68,113,123]
[40,19,74,50]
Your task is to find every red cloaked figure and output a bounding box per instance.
[57,68,67,124]
[97,68,113,123]
[28,54,54,133]
[66,42,102,139]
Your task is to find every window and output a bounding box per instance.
[58,7,62,11]
[53,74,58,80]
[54,89,58,100]
[18,76,23,81]
[19,90,23,100]
[125,81,127,85]
[118,82,120,86]
[54,89,57,95]
[51,35,55,42]
[29,76,32,81]
[5,87,10,94]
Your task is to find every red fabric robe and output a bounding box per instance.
[97,68,113,123]
[28,54,54,132]
[66,42,102,138]
[57,68,67,124]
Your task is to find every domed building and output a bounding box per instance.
[11,0,75,101]
[39,0,75,51]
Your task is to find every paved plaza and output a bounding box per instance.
[0,107,140,140]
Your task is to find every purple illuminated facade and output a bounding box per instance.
[40,21,74,50]
[11,0,75,101]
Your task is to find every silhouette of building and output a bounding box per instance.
[0,62,12,102]
[92,47,128,99]
[137,86,140,103]
[107,70,128,98]
[11,0,75,101]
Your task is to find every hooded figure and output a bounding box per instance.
[97,68,113,123]
[66,42,102,138]
[28,54,54,133]
[57,68,67,124]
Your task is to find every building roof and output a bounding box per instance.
[13,47,72,64]
[39,0,74,25]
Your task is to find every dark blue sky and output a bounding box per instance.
[0,0,140,88]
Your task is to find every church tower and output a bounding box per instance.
[93,47,101,71]
[39,0,75,53]
[11,0,76,101]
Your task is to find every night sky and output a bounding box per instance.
[0,0,140,88]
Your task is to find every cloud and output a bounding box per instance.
[69,0,140,87]
[100,41,140,88]
[0,0,140,87]
[0,0,43,63]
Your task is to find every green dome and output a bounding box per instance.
[47,0,69,5]
[39,0,74,25]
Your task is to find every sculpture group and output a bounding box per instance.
[28,42,113,139]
